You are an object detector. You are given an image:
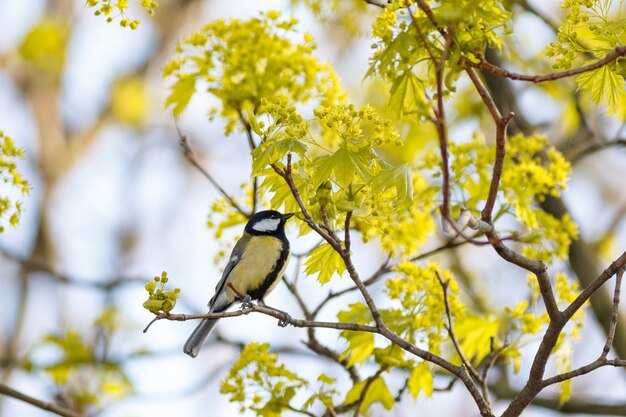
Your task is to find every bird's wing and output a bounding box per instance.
[208,233,250,309]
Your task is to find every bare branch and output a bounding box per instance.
[175,125,251,218]
[0,383,83,417]
[482,226,561,322]
[470,45,626,83]
[540,267,626,387]
[570,139,626,163]
[143,307,379,334]
[465,66,515,223]
[562,252,626,322]
[501,253,626,417]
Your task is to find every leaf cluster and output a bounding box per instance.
[142,271,180,314]
[163,11,343,133]
[27,308,133,412]
[221,343,338,417]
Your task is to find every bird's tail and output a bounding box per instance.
[183,317,219,358]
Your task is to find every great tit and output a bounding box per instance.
[183,210,294,358]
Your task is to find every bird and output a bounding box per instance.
[183,210,294,358]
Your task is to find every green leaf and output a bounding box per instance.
[389,71,425,117]
[366,31,417,80]
[577,64,626,114]
[408,362,433,399]
[345,377,394,412]
[312,145,372,190]
[303,243,346,284]
[372,163,414,209]
[165,74,197,116]
[340,331,375,367]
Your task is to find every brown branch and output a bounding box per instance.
[492,374,626,415]
[0,383,83,417]
[562,252,626,322]
[570,139,626,163]
[470,45,626,83]
[603,267,624,357]
[540,267,626,387]
[175,126,251,218]
[434,31,454,223]
[541,357,626,388]
[465,66,515,223]
[143,308,379,334]
[501,253,626,417]
[482,225,560,322]
[344,211,353,253]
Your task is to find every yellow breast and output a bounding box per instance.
[224,235,286,301]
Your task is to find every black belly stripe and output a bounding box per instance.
[248,239,289,301]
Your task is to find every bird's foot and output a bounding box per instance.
[258,300,291,327]
[239,294,253,309]
[278,311,291,327]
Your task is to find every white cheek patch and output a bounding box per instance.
[252,218,281,232]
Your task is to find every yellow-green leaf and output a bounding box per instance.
[340,331,374,367]
[303,243,346,284]
[345,377,394,412]
[372,163,414,209]
[389,71,425,117]
[577,65,626,114]
[165,73,197,116]
[408,361,433,399]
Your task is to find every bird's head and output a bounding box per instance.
[245,210,294,236]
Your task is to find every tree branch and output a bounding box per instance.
[470,45,626,83]
[501,253,626,417]
[0,383,83,417]
[175,126,251,218]
[143,307,379,334]
[435,271,482,385]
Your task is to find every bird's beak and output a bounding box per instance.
[282,213,295,220]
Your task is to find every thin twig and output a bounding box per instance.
[0,383,83,417]
[570,139,626,163]
[175,124,251,218]
[435,271,482,385]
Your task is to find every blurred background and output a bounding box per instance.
[0,0,625,416]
